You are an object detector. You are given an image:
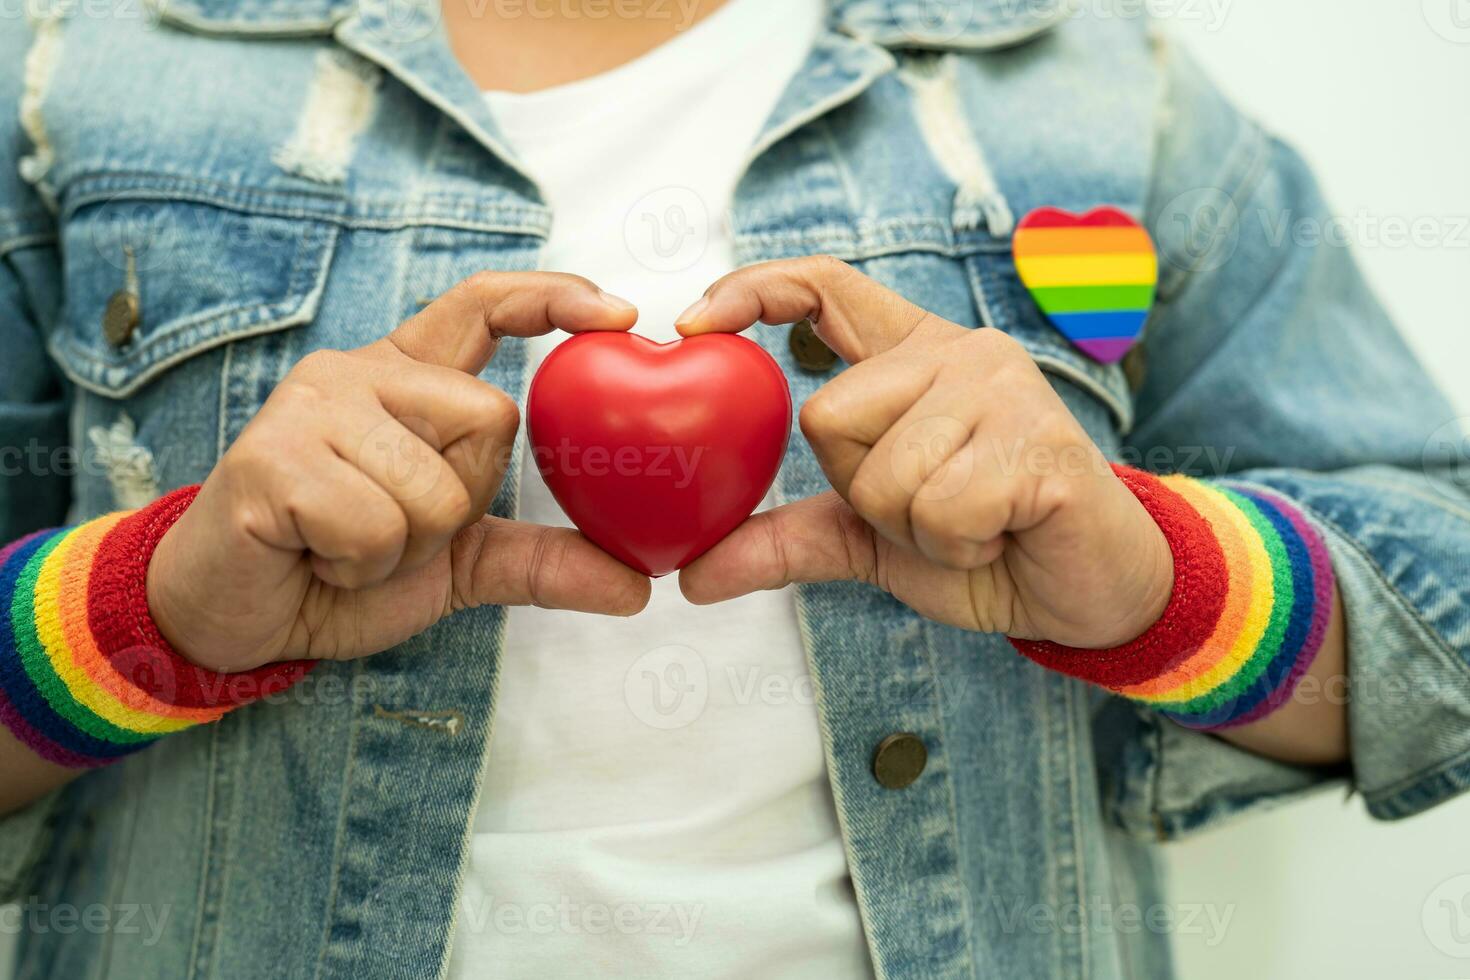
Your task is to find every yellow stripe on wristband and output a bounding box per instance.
[1119,478,1275,702]
[44,515,225,728]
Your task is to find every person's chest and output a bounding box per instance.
[33,16,1147,501]
[25,13,1174,978]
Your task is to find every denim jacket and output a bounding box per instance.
[3,2,1470,978]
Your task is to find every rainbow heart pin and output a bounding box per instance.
[1012,206,1158,365]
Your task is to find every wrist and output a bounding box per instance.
[1095,500,1175,649]
[145,516,201,669]
[1011,465,1336,731]
[0,488,313,769]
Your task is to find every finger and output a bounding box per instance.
[368,362,521,520]
[678,492,875,604]
[385,271,638,374]
[279,456,410,590]
[845,384,983,547]
[909,442,1010,570]
[451,518,652,616]
[332,411,474,571]
[796,356,936,498]
[674,255,948,363]
[440,431,513,526]
[368,358,521,447]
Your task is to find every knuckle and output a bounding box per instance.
[458,269,505,301]
[932,360,973,391]
[353,508,409,562]
[808,253,852,281]
[223,426,296,483]
[454,272,515,332]
[973,326,1019,351]
[223,496,269,547]
[291,347,352,380]
[1034,473,1081,515]
[956,491,1009,544]
[1035,409,1085,450]
[909,494,948,535]
[223,432,273,475]
[846,472,893,523]
[545,271,598,294]
[913,499,988,569]
[472,384,521,438]
[972,327,1028,362]
[421,479,473,536]
[271,377,331,416]
[798,392,844,442]
[991,355,1047,397]
[832,500,881,584]
[526,525,570,604]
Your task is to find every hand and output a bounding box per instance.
[675,256,1173,648]
[148,272,652,671]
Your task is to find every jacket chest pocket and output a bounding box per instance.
[51,195,340,399]
[46,192,341,512]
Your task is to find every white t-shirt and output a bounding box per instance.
[447,2,874,978]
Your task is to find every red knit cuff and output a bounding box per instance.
[1009,466,1228,687]
[87,485,315,709]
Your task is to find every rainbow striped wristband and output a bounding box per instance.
[1012,465,1336,730]
[0,486,313,767]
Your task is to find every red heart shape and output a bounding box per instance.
[527,332,792,577]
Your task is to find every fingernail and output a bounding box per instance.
[674,296,709,329]
[598,290,636,312]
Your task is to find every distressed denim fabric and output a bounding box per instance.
[2,1,1468,978]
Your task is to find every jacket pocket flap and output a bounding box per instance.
[49,197,339,398]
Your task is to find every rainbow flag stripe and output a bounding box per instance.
[0,487,313,768]
[1012,206,1158,364]
[1010,467,1336,731]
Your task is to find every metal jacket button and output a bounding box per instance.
[872,732,927,789]
[789,318,837,372]
[102,290,140,348]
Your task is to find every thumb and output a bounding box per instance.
[455,518,652,616]
[679,491,873,603]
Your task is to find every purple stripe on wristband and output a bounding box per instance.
[0,680,115,768]
[1223,487,1336,727]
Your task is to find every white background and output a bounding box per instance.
[3,1,1469,976]
[1158,1,1470,978]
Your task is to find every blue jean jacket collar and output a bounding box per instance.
[148,0,1067,49]
[330,0,900,215]
[146,0,1050,206]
